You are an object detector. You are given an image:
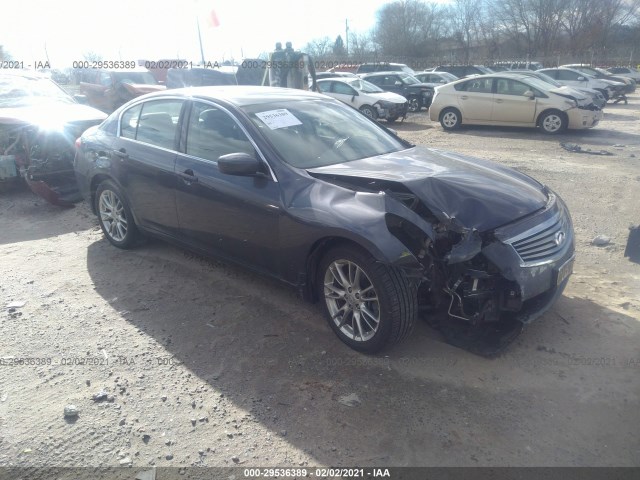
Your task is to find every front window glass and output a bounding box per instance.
[243,99,406,169]
[186,102,255,161]
[398,74,420,85]
[346,79,383,93]
[332,82,357,95]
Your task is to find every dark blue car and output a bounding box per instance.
[74,86,575,354]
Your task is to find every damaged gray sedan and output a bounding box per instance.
[74,87,575,354]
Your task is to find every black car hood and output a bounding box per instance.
[307,146,548,231]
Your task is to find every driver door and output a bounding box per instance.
[174,101,282,273]
[491,78,537,124]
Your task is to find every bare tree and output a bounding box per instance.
[374,0,447,58]
[303,37,333,58]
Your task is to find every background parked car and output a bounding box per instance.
[561,64,636,93]
[79,68,165,112]
[429,73,602,134]
[433,65,493,78]
[356,62,415,75]
[413,71,458,85]
[361,72,433,111]
[317,77,408,122]
[538,67,624,100]
[74,86,575,353]
[165,68,237,88]
[606,66,640,81]
[508,70,606,109]
[0,71,107,205]
[492,61,544,71]
[315,72,358,80]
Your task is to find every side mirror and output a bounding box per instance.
[394,81,402,86]
[217,152,262,177]
[577,76,586,81]
[523,90,535,99]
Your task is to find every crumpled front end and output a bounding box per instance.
[0,120,98,206]
[382,184,574,354]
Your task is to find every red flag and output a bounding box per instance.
[207,8,220,28]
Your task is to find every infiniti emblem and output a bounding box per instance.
[555,231,566,246]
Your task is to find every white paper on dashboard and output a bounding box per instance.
[255,109,302,129]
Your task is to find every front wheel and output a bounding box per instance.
[407,96,421,112]
[95,179,140,249]
[317,245,416,353]
[359,105,377,120]
[539,110,567,134]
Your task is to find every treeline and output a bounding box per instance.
[304,0,640,66]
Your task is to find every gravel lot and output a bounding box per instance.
[1,94,639,469]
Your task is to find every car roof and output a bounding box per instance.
[131,86,328,107]
[362,71,410,76]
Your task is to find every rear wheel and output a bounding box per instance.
[359,105,377,120]
[95,180,140,249]
[386,116,398,124]
[317,245,416,353]
[440,107,462,130]
[539,110,567,134]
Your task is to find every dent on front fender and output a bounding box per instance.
[282,178,426,279]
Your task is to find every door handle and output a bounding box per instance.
[179,169,198,183]
[460,95,468,100]
[113,148,128,160]
[495,99,504,103]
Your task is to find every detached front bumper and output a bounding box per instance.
[375,102,409,120]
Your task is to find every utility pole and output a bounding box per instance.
[345,19,349,57]
[196,17,206,65]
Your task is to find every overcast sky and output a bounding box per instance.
[1,0,421,68]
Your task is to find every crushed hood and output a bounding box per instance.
[0,102,107,126]
[121,83,166,95]
[307,146,548,231]
[369,91,407,104]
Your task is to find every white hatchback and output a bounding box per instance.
[429,73,602,134]
[317,78,408,123]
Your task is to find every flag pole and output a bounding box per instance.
[196,15,206,65]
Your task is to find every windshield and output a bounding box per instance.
[439,72,458,82]
[243,99,406,169]
[399,74,420,85]
[522,77,557,92]
[112,72,157,85]
[346,78,383,93]
[0,75,74,108]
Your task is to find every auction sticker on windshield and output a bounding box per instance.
[255,109,302,129]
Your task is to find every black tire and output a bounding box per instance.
[595,88,610,101]
[317,245,416,353]
[386,116,398,124]
[407,96,421,112]
[359,105,377,120]
[538,109,567,134]
[95,179,140,249]
[439,107,462,130]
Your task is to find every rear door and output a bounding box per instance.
[174,101,282,273]
[112,98,184,235]
[491,78,537,124]
[454,77,494,121]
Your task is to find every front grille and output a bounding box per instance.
[506,214,570,265]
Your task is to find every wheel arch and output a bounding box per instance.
[90,174,140,226]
